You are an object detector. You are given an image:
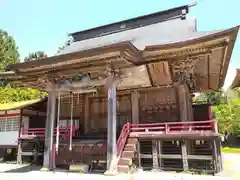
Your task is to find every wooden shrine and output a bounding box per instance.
[1,3,239,174]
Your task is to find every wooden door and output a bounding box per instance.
[139,87,179,123]
[88,94,132,134]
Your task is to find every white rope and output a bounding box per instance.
[69,92,73,151]
[56,90,61,154]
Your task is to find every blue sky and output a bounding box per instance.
[1,0,239,88]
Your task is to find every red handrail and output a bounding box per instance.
[116,120,217,157]
[20,125,76,141]
[117,123,130,157]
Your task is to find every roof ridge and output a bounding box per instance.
[70,3,196,41]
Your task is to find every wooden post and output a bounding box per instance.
[84,95,89,133]
[18,109,23,138]
[152,140,159,169]
[177,85,193,121]
[17,141,22,164]
[213,138,222,173]
[131,91,139,124]
[137,141,141,168]
[106,77,117,173]
[42,82,57,170]
[158,140,162,170]
[181,139,189,171]
[17,109,23,164]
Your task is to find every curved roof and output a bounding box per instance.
[4,3,239,93]
[5,26,238,92]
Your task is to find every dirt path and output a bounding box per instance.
[0,153,238,180]
[218,153,240,178]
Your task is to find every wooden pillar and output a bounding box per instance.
[17,141,22,164]
[137,141,141,168]
[181,139,189,171]
[43,82,57,170]
[18,109,23,138]
[106,79,117,172]
[213,138,222,172]
[158,140,162,170]
[84,95,89,133]
[131,91,139,124]
[152,140,159,169]
[177,84,193,121]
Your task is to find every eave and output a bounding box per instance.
[5,26,239,92]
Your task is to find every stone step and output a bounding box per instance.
[127,138,138,145]
[117,165,129,173]
[124,144,136,151]
[118,158,132,166]
[122,151,135,158]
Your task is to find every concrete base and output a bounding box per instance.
[104,170,118,176]
[69,164,89,173]
[40,167,51,172]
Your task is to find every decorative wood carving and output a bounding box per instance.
[171,57,199,92]
[147,61,172,86]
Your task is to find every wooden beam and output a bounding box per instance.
[152,140,159,169]
[181,139,189,171]
[131,91,139,124]
[177,84,193,121]
[137,141,141,168]
[84,95,89,133]
[158,140,162,170]
[43,82,57,170]
[140,154,213,160]
[106,76,117,173]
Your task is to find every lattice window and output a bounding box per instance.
[0,117,19,132]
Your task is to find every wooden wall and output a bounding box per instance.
[88,94,131,133]
[58,87,182,134]
[139,87,179,123]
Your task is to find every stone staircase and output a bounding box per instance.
[117,138,138,173]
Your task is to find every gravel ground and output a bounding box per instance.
[0,153,238,180]
[217,153,240,178]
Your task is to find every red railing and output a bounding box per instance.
[129,120,216,134]
[20,125,76,141]
[116,120,217,157]
[117,123,130,157]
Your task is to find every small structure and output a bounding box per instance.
[0,99,46,159]
[2,3,239,174]
[230,69,240,89]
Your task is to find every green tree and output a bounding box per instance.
[0,30,47,103]
[196,89,226,105]
[203,89,240,136]
[24,51,47,62]
[196,89,240,136]
[0,86,47,103]
[0,29,20,71]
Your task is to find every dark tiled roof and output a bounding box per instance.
[58,16,199,55]
[70,4,192,41]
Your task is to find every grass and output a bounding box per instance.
[221,147,240,153]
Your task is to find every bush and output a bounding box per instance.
[0,85,47,103]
